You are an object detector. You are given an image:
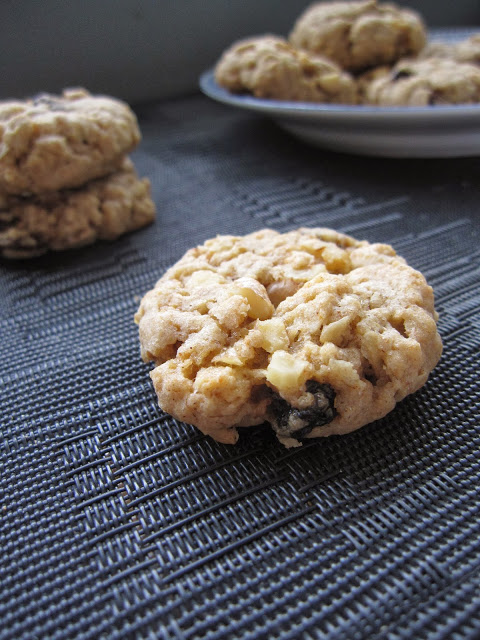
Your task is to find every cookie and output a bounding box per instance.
[0,88,141,195]
[135,228,442,447]
[215,35,357,103]
[289,0,426,72]
[0,158,155,259]
[364,57,480,105]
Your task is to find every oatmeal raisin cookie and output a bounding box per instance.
[289,0,426,72]
[364,56,480,105]
[135,228,442,447]
[215,35,357,103]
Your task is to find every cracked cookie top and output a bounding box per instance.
[289,0,426,72]
[0,88,141,195]
[214,35,357,103]
[135,228,442,447]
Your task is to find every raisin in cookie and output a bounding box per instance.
[135,228,442,447]
[215,35,357,103]
[0,88,141,195]
[364,57,480,106]
[0,158,155,259]
[289,0,426,72]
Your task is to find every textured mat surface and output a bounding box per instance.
[1,93,480,640]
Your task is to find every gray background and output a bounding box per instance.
[1,1,479,105]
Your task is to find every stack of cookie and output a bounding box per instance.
[214,0,480,107]
[0,88,155,259]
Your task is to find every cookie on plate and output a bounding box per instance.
[289,0,426,72]
[364,57,480,105]
[0,88,141,195]
[135,228,442,447]
[215,35,357,103]
[0,158,155,259]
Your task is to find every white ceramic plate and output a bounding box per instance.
[200,28,480,158]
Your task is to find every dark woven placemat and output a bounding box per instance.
[1,93,480,640]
